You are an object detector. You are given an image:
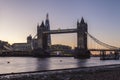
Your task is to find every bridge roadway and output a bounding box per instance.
[89,49,120,51]
[43,28,77,34]
[49,49,120,52]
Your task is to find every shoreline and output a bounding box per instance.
[0,64,120,80]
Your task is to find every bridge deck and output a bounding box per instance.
[89,49,120,51]
[43,29,77,34]
[49,49,120,51]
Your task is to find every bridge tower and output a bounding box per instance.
[75,18,90,58]
[37,21,48,50]
[77,17,87,49]
[32,21,50,57]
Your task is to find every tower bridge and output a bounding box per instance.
[34,16,90,58]
[2,14,120,59]
[31,14,120,59]
[1,14,119,59]
[29,14,120,59]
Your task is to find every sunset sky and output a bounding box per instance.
[0,0,120,48]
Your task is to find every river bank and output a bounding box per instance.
[0,64,120,80]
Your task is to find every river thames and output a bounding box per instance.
[0,57,120,74]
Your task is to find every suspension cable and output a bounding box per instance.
[86,32,120,49]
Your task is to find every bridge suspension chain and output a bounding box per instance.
[86,32,120,49]
[33,34,37,39]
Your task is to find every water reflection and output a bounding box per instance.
[75,59,88,67]
[35,58,50,71]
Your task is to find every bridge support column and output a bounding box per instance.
[74,18,90,58]
[100,51,106,60]
[100,50,119,60]
[114,51,119,60]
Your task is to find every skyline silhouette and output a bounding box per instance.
[0,0,120,48]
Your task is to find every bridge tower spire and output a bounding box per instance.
[80,17,85,23]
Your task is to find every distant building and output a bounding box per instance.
[12,35,33,51]
[51,44,72,50]
[0,40,10,50]
[12,43,31,51]
[12,13,51,51]
[27,35,38,49]
[27,35,32,44]
[45,13,51,48]
[12,33,40,51]
[51,44,73,55]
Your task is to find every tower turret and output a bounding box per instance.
[27,35,32,44]
[80,17,85,24]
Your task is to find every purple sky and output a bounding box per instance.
[0,0,120,48]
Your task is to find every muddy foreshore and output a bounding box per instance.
[0,64,120,80]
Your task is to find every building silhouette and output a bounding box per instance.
[45,13,51,48]
[37,14,51,50]
[77,17,88,50]
[11,14,90,58]
[74,17,90,58]
[12,35,32,51]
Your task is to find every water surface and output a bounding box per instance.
[0,57,120,74]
